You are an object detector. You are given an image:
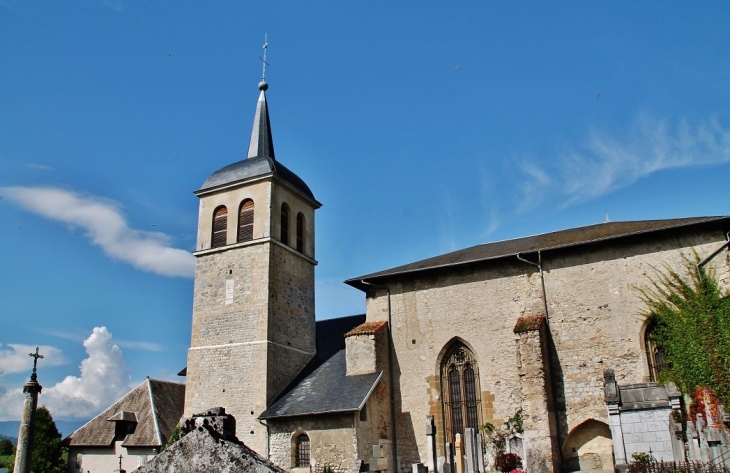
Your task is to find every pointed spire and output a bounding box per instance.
[246,82,275,160]
[247,35,275,160]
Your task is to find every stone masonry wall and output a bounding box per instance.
[363,226,730,471]
[269,415,357,473]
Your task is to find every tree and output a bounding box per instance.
[0,438,13,455]
[29,406,65,473]
[640,255,730,406]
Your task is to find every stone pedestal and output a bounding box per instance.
[13,379,42,473]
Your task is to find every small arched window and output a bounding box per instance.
[212,206,228,248]
[281,203,290,245]
[295,433,310,467]
[645,319,667,382]
[441,343,482,444]
[296,213,305,253]
[237,199,254,243]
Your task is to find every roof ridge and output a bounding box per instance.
[146,377,164,446]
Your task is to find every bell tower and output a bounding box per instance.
[184,73,321,454]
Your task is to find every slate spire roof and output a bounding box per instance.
[196,80,319,204]
[246,80,275,160]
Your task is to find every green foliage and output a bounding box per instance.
[0,438,13,455]
[482,409,524,458]
[163,423,181,451]
[30,406,66,473]
[640,255,730,406]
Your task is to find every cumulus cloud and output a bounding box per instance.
[0,327,132,421]
[0,186,195,278]
[0,344,67,376]
[517,115,730,210]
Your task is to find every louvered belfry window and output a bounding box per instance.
[645,321,668,382]
[237,199,254,243]
[295,433,310,467]
[441,343,482,444]
[281,203,290,245]
[296,213,305,252]
[212,206,228,248]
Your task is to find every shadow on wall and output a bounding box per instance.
[562,419,613,473]
[546,326,569,467]
[391,343,419,472]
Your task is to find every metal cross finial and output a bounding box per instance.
[28,347,44,381]
[259,33,269,81]
[118,454,123,469]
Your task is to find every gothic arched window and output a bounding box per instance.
[212,206,228,248]
[645,319,667,382]
[295,433,310,467]
[441,343,482,444]
[281,203,290,245]
[237,199,254,243]
[296,212,305,253]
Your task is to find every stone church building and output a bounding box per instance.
[180,78,730,473]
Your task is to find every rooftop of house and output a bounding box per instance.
[64,378,185,448]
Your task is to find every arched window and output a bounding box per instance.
[295,433,310,467]
[212,206,228,248]
[281,203,290,245]
[296,213,305,253]
[441,342,482,444]
[237,199,254,243]
[645,319,667,382]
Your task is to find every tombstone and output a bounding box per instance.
[444,442,454,473]
[476,433,485,473]
[464,428,477,473]
[455,434,464,473]
[426,416,437,473]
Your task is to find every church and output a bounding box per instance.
[66,72,730,473]
[179,72,730,473]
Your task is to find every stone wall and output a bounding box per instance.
[362,225,730,471]
[185,176,318,455]
[269,415,358,473]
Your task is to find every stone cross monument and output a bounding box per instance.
[13,347,44,473]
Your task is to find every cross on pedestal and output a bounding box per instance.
[28,347,44,382]
[119,454,123,469]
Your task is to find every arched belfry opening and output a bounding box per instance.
[440,341,483,444]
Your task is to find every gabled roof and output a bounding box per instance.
[346,216,730,290]
[65,379,185,448]
[259,350,382,420]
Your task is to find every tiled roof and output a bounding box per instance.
[65,379,185,448]
[345,321,388,337]
[514,314,545,334]
[346,217,729,290]
[259,350,382,420]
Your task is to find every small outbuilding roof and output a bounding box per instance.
[346,216,730,290]
[65,378,185,448]
[259,350,381,420]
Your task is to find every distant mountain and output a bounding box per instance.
[0,433,16,445]
[0,420,87,439]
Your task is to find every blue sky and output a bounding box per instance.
[1,1,729,421]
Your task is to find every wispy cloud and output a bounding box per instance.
[0,327,133,421]
[115,340,163,352]
[25,163,53,171]
[0,187,195,278]
[0,344,67,376]
[516,114,730,211]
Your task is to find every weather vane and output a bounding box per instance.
[28,347,44,382]
[259,33,269,81]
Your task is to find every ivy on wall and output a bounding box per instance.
[640,254,730,406]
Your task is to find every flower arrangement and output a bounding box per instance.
[494,453,522,473]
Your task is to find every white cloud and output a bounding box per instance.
[0,327,133,421]
[517,115,730,210]
[115,340,163,352]
[25,163,53,171]
[0,344,67,376]
[0,186,195,278]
